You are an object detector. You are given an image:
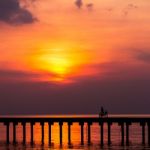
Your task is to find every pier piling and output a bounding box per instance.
[68,122,72,145]
[119,123,124,146]
[41,122,44,145]
[108,122,112,145]
[148,122,150,146]
[13,122,18,144]
[87,122,92,144]
[22,122,26,145]
[30,122,35,145]
[100,122,104,146]
[48,122,53,145]
[79,122,84,145]
[126,122,130,145]
[140,122,145,145]
[4,122,10,144]
[59,122,63,145]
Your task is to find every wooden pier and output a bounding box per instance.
[0,116,150,145]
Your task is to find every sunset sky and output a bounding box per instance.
[0,0,150,114]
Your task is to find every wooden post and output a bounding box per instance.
[87,122,92,144]
[79,122,84,145]
[140,122,145,145]
[30,122,35,145]
[41,122,44,145]
[48,122,53,145]
[100,122,104,146]
[13,122,18,144]
[68,122,72,145]
[148,122,150,146]
[108,122,112,145]
[126,122,131,145]
[59,122,63,145]
[4,122,10,144]
[142,124,145,145]
[118,123,124,146]
[22,122,26,145]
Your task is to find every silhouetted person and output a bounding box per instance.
[99,106,108,118]
[101,107,104,114]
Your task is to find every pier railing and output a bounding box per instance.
[0,116,150,146]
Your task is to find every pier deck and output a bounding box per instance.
[0,116,150,146]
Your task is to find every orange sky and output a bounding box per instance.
[0,0,150,83]
[1,0,150,114]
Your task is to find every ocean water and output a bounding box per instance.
[0,115,150,150]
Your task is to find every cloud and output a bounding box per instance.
[128,3,138,9]
[75,0,83,9]
[135,50,150,63]
[0,68,71,83]
[0,69,41,82]
[0,0,36,25]
[86,3,94,11]
[123,3,138,16]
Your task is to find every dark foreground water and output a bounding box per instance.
[0,115,150,150]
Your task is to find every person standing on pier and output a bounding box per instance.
[99,106,108,118]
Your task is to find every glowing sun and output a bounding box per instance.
[29,47,75,82]
[28,43,95,83]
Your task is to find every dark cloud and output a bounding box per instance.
[123,3,138,16]
[75,0,83,9]
[86,3,94,11]
[135,50,150,63]
[0,69,68,83]
[0,69,41,82]
[0,0,36,25]
[74,0,94,11]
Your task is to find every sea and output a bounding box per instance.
[0,115,150,150]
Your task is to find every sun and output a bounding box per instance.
[41,52,72,78]
[27,43,96,83]
[30,47,74,82]
[49,54,70,75]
